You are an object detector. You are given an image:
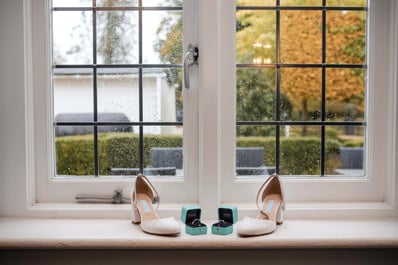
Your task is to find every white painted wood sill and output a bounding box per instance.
[1,217,398,249]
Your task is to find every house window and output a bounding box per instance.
[235,0,367,177]
[51,0,185,178]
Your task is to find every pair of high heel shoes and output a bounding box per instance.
[131,173,285,236]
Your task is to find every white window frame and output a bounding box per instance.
[23,0,398,219]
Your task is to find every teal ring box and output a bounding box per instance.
[181,205,207,235]
[211,205,238,235]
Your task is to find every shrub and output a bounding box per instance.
[56,133,340,176]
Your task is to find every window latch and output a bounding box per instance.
[75,189,131,204]
[183,43,199,89]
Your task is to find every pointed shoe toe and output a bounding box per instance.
[237,217,276,236]
[141,217,181,235]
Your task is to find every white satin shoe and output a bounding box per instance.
[237,173,285,236]
[131,174,181,235]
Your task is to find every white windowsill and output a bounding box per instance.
[1,217,398,249]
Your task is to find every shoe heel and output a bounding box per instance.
[276,205,284,225]
[132,205,141,224]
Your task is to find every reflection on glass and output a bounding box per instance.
[326,11,366,64]
[326,68,365,122]
[143,10,183,64]
[53,68,93,120]
[237,68,276,122]
[97,68,139,122]
[236,11,276,65]
[326,126,364,176]
[55,126,94,176]
[143,126,183,177]
[280,11,322,64]
[280,68,321,121]
[280,126,320,175]
[236,126,276,177]
[142,68,182,122]
[96,11,138,64]
[53,11,93,64]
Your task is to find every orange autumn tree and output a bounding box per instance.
[237,0,367,135]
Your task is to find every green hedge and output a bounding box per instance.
[56,133,340,175]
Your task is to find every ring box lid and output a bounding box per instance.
[181,205,202,225]
[218,205,238,224]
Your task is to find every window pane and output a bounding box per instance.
[236,125,276,177]
[53,69,93,120]
[55,127,95,176]
[237,68,276,121]
[143,0,182,7]
[326,68,365,122]
[144,126,183,177]
[280,11,322,64]
[280,68,321,121]
[326,11,367,64]
[236,10,276,65]
[326,126,365,176]
[96,11,138,64]
[96,0,137,7]
[53,0,91,7]
[326,0,367,7]
[236,0,276,6]
[53,11,93,64]
[280,126,321,175]
[143,10,183,64]
[280,0,322,6]
[97,68,139,122]
[143,68,182,122]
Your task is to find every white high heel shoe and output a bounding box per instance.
[237,173,285,236]
[131,174,181,235]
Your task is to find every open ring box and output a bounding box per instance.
[181,205,207,235]
[211,205,238,235]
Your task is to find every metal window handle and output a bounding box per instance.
[183,44,199,89]
[75,189,130,204]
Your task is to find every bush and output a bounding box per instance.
[56,133,340,176]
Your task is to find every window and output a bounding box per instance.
[235,0,367,177]
[25,0,397,217]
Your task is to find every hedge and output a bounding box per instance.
[56,133,340,175]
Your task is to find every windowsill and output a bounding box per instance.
[1,217,398,249]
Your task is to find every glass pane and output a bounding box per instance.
[97,68,139,122]
[142,68,182,122]
[143,0,183,7]
[326,0,367,7]
[237,68,276,122]
[280,126,321,175]
[53,0,92,7]
[326,126,364,176]
[236,0,276,6]
[96,11,138,64]
[96,0,137,7]
[55,127,94,176]
[280,68,321,121]
[326,68,365,122]
[280,11,322,64]
[99,129,139,176]
[53,11,93,64]
[326,11,367,64]
[144,126,184,177]
[236,125,276,176]
[236,10,276,65]
[280,0,322,6]
[143,10,183,64]
[53,68,93,121]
